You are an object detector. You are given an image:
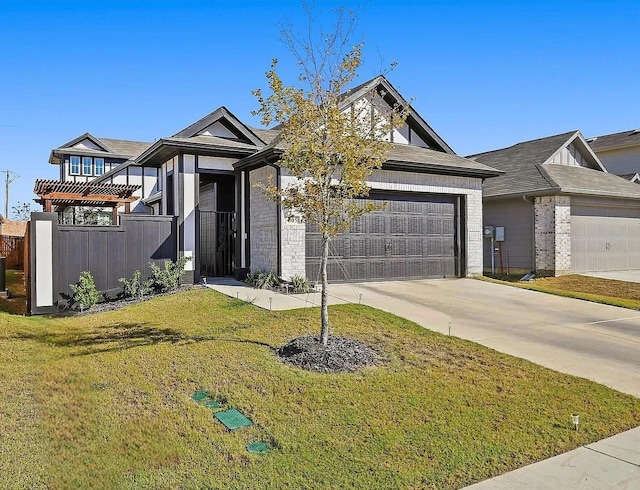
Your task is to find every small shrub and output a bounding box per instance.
[118,270,153,299]
[69,271,101,311]
[245,269,279,289]
[290,275,311,293]
[149,256,191,293]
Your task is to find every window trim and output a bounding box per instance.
[70,156,81,175]
[82,156,93,176]
[94,158,104,176]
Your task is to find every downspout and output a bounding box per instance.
[523,195,535,272]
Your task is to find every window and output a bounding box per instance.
[70,156,80,175]
[82,157,93,175]
[94,158,104,176]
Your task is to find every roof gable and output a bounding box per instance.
[58,133,113,153]
[337,75,456,154]
[172,106,264,146]
[544,132,606,171]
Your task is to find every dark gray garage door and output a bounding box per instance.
[305,194,459,282]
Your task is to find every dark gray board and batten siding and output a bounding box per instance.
[30,214,176,314]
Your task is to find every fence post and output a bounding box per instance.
[0,257,7,298]
[29,213,58,315]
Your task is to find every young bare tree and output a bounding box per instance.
[253,6,407,346]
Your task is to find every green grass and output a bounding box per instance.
[0,270,27,315]
[478,274,640,309]
[1,288,639,489]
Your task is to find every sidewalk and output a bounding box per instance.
[203,278,640,489]
[465,427,640,489]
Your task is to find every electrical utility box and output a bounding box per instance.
[483,225,495,239]
[495,226,505,242]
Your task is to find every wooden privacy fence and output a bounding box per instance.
[28,213,177,315]
[0,235,25,269]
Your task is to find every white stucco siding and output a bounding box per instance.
[35,220,54,307]
[72,138,102,150]
[182,155,196,271]
[597,146,640,175]
[198,155,236,172]
[144,167,158,196]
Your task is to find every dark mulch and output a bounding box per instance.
[276,334,380,373]
[70,284,206,316]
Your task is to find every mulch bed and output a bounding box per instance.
[276,334,381,373]
[70,284,206,315]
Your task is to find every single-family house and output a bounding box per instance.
[587,128,640,177]
[471,130,640,276]
[41,76,501,286]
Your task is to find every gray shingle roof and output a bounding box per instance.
[588,129,640,152]
[542,164,640,198]
[97,138,152,157]
[250,128,280,145]
[470,132,576,197]
[471,131,640,200]
[385,144,499,175]
[237,139,500,177]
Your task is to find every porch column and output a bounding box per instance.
[178,154,198,283]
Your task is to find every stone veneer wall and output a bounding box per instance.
[279,175,306,280]
[249,166,278,273]
[534,195,571,275]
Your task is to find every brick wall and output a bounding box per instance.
[534,195,571,275]
[249,166,278,273]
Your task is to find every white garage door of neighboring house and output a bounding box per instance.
[571,204,640,272]
[305,194,460,282]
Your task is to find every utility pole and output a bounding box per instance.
[2,170,18,219]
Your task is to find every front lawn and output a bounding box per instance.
[1,289,638,488]
[480,273,640,310]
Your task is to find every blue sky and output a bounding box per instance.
[0,0,638,213]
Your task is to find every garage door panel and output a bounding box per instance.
[306,195,459,282]
[572,204,640,272]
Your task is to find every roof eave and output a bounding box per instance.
[137,139,257,167]
[383,160,502,178]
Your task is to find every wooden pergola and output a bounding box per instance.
[34,180,141,224]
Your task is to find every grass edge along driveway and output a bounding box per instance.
[0,288,638,489]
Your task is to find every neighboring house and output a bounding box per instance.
[587,129,640,176]
[471,131,640,276]
[48,134,154,220]
[42,76,500,284]
[1,219,27,237]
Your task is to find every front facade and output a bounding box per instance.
[473,131,640,275]
[45,76,500,285]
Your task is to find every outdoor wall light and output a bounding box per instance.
[571,414,579,431]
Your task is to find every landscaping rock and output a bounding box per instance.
[276,334,380,373]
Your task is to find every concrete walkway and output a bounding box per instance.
[466,427,640,489]
[203,277,640,488]
[582,270,640,284]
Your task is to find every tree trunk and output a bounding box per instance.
[320,232,330,346]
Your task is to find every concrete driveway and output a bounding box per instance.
[328,279,640,397]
